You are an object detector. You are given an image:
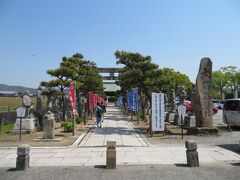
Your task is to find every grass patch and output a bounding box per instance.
[3,123,14,134]
[0,96,47,113]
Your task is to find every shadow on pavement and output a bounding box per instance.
[93,126,138,135]
[94,165,106,169]
[174,164,188,167]
[7,168,16,171]
[218,144,240,154]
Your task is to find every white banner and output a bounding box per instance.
[151,93,165,132]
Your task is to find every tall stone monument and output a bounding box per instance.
[36,88,43,115]
[22,91,33,117]
[169,89,176,113]
[194,58,213,127]
[36,88,43,128]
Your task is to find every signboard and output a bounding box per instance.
[151,93,165,132]
[131,89,138,112]
[69,82,77,116]
[16,107,26,118]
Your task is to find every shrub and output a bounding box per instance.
[62,120,73,132]
[76,116,83,124]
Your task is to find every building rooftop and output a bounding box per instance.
[103,82,121,92]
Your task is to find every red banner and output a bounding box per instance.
[88,92,93,110]
[88,92,105,110]
[69,82,77,116]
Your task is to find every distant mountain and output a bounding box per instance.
[0,84,37,94]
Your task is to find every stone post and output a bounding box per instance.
[169,89,176,113]
[16,144,30,170]
[185,140,199,167]
[106,141,116,169]
[43,111,55,139]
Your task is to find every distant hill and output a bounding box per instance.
[0,84,37,94]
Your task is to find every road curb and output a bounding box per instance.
[70,126,93,147]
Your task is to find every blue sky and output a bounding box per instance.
[0,0,240,88]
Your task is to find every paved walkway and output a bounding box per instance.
[0,106,240,167]
[77,106,148,147]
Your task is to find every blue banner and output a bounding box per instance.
[126,89,138,112]
[127,91,132,110]
[117,96,123,107]
[131,89,138,112]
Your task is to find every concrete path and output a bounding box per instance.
[77,106,148,147]
[0,146,239,167]
[0,106,240,168]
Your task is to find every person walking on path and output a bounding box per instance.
[95,103,103,128]
[100,102,106,123]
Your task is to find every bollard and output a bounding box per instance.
[106,141,116,169]
[185,140,199,167]
[16,144,30,170]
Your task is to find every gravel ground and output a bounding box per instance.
[131,110,240,154]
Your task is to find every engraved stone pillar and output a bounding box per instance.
[43,111,55,139]
[106,141,116,169]
[16,144,30,170]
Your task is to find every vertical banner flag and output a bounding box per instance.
[131,89,138,112]
[93,94,97,109]
[127,92,132,111]
[117,96,123,107]
[151,93,165,132]
[69,82,77,116]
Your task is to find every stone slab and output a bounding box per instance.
[10,129,33,135]
[33,137,64,142]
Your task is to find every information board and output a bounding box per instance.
[151,93,165,132]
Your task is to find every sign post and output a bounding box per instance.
[151,93,165,136]
[16,107,26,141]
[177,104,186,139]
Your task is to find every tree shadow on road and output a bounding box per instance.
[218,144,240,155]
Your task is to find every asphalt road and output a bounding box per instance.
[0,164,239,180]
